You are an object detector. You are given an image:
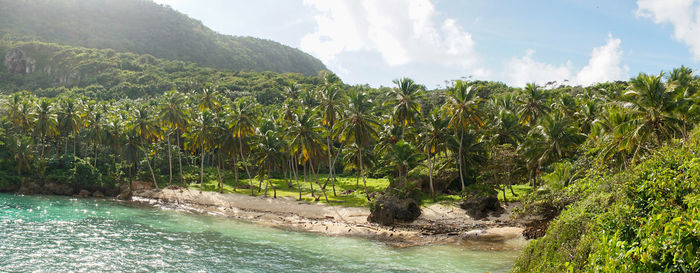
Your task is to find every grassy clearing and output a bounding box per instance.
[496,183,531,202]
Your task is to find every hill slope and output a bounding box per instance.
[0,0,327,75]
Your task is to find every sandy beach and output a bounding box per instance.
[131,188,527,249]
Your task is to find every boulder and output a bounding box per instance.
[117,188,132,200]
[78,189,91,198]
[92,191,104,198]
[460,195,504,220]
[131,181,152,191]
[44,182,73,196]
[104,186,120,197]
[368,194,421,226]
[17,182,42,195]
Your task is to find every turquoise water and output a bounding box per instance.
[0,193,518,272]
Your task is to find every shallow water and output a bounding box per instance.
[0,193,518,272]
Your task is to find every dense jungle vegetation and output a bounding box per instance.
[0,0,326,75]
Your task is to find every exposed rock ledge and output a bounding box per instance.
[131,189,527,249]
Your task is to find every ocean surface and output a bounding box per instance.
[0,193,518,272]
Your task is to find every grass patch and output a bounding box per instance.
[496,183,531,202]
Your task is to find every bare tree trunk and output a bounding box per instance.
[233,154,239,191]
[325,132,337,196]
[199,150,205,193]
[216,152,223,193]
[269,162,276,198]
[304,161,314,197]
[310,160,328,203]
[167,133,173,186]
[293,155,301,200]
[359,147,369,201]
[262,162,269,197]
[238,137,254,196]
[142,139,158,189]
[428,151,436,202]
[177,133,183,184]
[458,128,465,191]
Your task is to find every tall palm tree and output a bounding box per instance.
[383,140,423,188]
[230,97,258,196]
[443,80,483,191]
[530,113,585,170]
[316,82,344,196]
[288,108,328,202]
[387,78,423,139]
[56,98,83,155]
[338,89,379,200]
[32,98,58,159]
[159,90,189,185]
[130,105,160,188]
[419,109,449,201]
[186,110,216,193]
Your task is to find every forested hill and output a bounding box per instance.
[0,0,327,76]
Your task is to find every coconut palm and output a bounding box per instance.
[230,97,258,195]
[383,140,423,187]
[288,108,328,202]
[443,80,484,191]
[159,90,189,185]
[517,83,550,126]
[419,109,449,201]
[186,110,216,193]
[316,82,344,196]
[387,78,423,139]
[56,97,83,155]
[32,98,58,159]
[130,105,160,188]
[624,73,682,148]
[337,89,379,200]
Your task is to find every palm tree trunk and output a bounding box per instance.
[293,155,301,200]
[216,152,223,193]
[167,132,173,186]
[428,151,435,202]
[359,146,369,201]
[269,162,276,198]
[263,162,269,197]
[200,150,205,193]
[325,133,337,196]
[458,128,465,191]
[238,137,254,196]
[177,132,183,184]
[304,161,313,197]
[310,160,329,203]
[142,139,158,189]
[233,154,239,192]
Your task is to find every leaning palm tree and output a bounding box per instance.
[419,109,449,201]
[337,89,379,200]
[442,80,484,191]
[130,105,160,188]
[386,78,423,139]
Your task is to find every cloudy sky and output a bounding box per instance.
[153,0,698,88]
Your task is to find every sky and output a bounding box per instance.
[152,0,700,89]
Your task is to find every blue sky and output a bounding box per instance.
[153,0,699,88]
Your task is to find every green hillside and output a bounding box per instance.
[0,0,326,75]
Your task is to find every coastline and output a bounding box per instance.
[131,188,528,249]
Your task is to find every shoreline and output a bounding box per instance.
[131,188,528,249]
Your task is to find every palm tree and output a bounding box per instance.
[288,108,328,202]
[159,90,189,185]
[443,80,483,191]
[530,113,585,172]
[387,78,423,139]
[256,124,285,198]
[56,97,83,155]
[337,89,379,200]
[383,140,423,188]
[186,110,216,193]
[32,98,58,159]
[230,97,258,196]
[316,82,344,196]
[624,73,682,149]
[130,105,160,188]
[419,109,449,201]
[517,83,550,126]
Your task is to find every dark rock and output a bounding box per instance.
[0,183,20,192]
[104,186,120,197]
[17,182,42,195]
[78,189,91,198]
[368,194,421,226]
[460,195,504,220]
[117,189,132,200]
[92,191,104,198]
[44,182,73,196]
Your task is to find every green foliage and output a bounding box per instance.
[512,143,700,273]
[0,0,325,75]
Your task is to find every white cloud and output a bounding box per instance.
[636,0,700,60]
[506,35,628,87]
[300,0,483,71]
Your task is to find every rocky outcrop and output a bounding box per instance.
[368,194,421,226]
[460,195,504,220]
[92,191,104,198]
[4,48,36,74]
[43,182,74,196]
[17,182,42,195]
[77,189,91,198]
[117,184,132,200]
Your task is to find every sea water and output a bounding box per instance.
[0,193,518,272]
